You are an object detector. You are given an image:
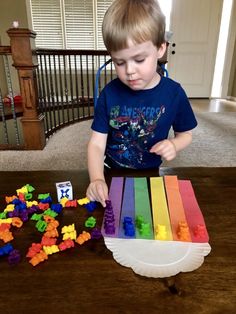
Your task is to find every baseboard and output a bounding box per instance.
[226,96,236,102]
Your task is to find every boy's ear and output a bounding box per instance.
[157,42,167,59]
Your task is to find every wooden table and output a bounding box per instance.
[0,168,235,314]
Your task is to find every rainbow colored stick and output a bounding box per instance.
[150,177,173,241]
[118,177,136,238]
[164,176,191,242]
[101,177,124,238]
[134,178,154,240]
[178,180,209,243]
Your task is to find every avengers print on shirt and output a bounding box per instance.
[92,77,197,169]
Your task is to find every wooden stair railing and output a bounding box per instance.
[7,27,46,150]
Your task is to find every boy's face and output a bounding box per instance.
[111,39,166,90]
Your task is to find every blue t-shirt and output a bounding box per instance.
[92,77,197,169]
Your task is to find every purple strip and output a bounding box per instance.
[101,177,124,238]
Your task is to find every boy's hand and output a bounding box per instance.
[86,179,108,207]
[149,139,177,161]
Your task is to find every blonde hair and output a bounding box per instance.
[102,0,166,52]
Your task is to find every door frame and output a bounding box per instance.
[221,0,236,99]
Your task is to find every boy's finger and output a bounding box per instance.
[150,142,162,153]
[86,190,95,202]
[96,184,106,207]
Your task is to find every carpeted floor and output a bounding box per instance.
[163,111,236,167]
[0,112,235,171]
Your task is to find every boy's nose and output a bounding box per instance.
[126,62,135,75]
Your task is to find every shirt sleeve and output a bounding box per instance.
[91,89,110,134]
[172,86,198,132]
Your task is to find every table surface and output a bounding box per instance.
[0,167,235,314]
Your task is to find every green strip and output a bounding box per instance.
[134,178,154,239]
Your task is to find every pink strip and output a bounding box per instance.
[178,180,209,243]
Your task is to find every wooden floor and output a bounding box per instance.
[190,98,236,113]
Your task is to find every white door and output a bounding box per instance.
[167,0,223,97]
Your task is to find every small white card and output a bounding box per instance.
[56,181,73,202]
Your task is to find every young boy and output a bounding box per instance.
[86,0,197,206]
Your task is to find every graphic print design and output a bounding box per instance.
[107,105,165,167]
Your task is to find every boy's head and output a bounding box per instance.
[102,0,166,53]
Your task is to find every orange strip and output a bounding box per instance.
[164,176,191,242]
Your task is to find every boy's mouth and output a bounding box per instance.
[128,79,140,86]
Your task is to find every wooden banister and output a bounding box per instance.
[7,28,46,150]
[0,46,11,54]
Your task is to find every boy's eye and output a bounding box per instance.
[115,62,125,66]
[135,59,145,63]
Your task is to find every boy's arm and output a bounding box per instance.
[86,130,108,207]
[150,131,192,161]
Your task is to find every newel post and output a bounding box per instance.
[7,27,46,150]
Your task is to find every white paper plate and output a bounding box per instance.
[104,237,211,278]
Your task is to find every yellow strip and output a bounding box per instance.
[150,177,173,241]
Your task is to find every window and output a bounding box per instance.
[29,0,113,50]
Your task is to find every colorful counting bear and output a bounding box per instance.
[43,218,59,238]
[43,245,59,255]
[77,197,97,212]
[62,224,77,240]
[45,219,59,230]
[41,236,57,246]
[194,224,207,238]
[60,197,69,208]
[135,215,151,237]
[177,221,191,241]
[11,217,23,228]
[76,231,91,245]
[155,224,167,240]
[103,200,115,235]
[26,200,38,208]
[31,213,44,221]
[36,220,47,232]
[123,217,135,237]
[43,209,58,219]
[0,223,11,233]
[65,200,78,208]
[77,197,90,205]
[84,201,97,213]
[85,217,96,228]
[5,195,17,204]
[4,204,15,212]
[51,203,63,214]
[90,228,102,240]
[29,250,48,266]
[0,243,13,256]
[26,243,42,258]
[8,249,21,265]
[139,222,151,236]
[0,222,14,243]
[16,186,28,196]
[0,212,7,219]
[0,218,12,224]
[58,239,75,251]
[38,202,50,211]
